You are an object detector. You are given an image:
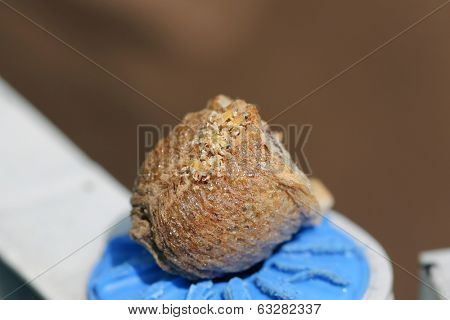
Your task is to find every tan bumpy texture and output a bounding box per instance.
[130,95,320,280]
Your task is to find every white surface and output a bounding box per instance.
[0,78,131,299]
[419,248,450,299]
[329,212,394,300]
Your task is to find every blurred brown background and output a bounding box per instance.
[1,0,449,299]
